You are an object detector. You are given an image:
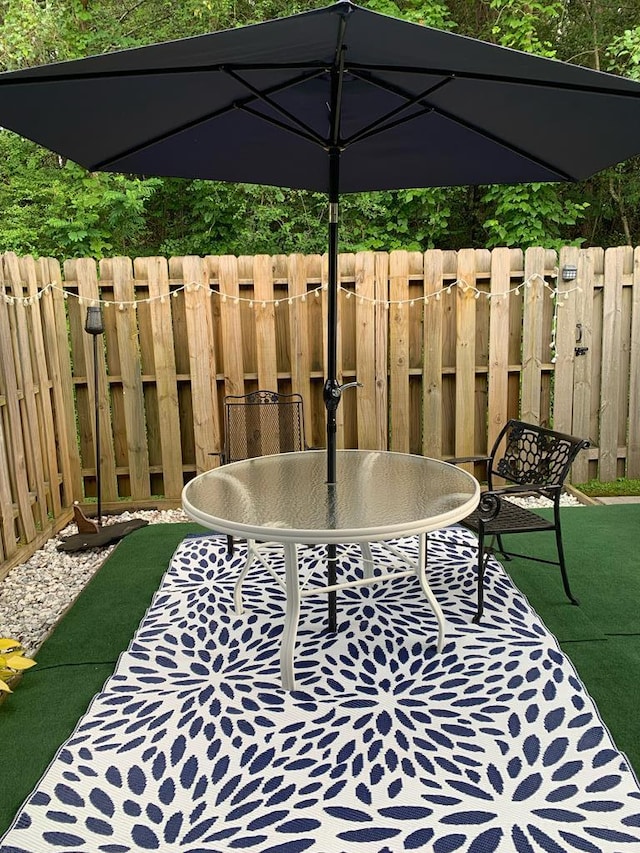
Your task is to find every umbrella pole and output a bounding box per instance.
[324,149,340,632]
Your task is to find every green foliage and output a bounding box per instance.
[0,132,161,258]
[0,0,63,69]
[608,26,640,80]
[363,0,456,30]
[487,0,562,55]
[481,183,589,249]
[145,181,459,256]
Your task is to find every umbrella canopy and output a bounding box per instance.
[1,0,640,188]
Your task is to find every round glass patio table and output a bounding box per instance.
[182,449,480,689]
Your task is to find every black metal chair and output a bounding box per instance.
[222,390,307,464]
[218,390,310,554]
[452,419,590,622]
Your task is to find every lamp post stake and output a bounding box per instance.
[84,306,104,527]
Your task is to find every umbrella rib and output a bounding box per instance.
[345,61,640,100]
[429,103,575,181]
[223,66,327,148]
[341,74,453,146]
[330,19,349,149]
[0,62,329,86]
[239,103,327,149]
[344,67,575,181]
[88,68,328,171]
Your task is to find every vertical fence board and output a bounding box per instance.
[339,254,356,447]
[455,249,476,461]
[473,250,491,454]
[180,256,217,474]
[136,257,186,496]
[49,259,82,499]
[253,255,278,391]
[628,247,640,478]
[287,255,312,440]
[355,252,377,449]
[105,257,150,499]
[0,413,14,560]
[218,256,244,397]
[38,260,74,509]
[599,247,624,481]
[423,250,443,458]
[589,252,604,482]
[571,249,596,482]
[374,253,389,451]
[389,251,410,452]
[487,248,511,450]
[521,247,546,424]
[619,249,634,477]
[554,246,580,435]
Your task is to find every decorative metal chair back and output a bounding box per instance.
[489,420,589,495]
[224,390,306,463]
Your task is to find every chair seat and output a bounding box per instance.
[461,498,555,535]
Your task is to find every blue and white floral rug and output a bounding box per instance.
[2,528,640,853]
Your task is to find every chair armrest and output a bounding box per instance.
[476,483,562,522]
[449,455,491,466]
[487,483,562,498]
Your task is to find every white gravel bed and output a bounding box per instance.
[506,492,583,509]
[0,494,582,657]
[0,507,189,656]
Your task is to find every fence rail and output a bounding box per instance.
[1,246,638,576]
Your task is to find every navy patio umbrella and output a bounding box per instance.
[2,0,640,625]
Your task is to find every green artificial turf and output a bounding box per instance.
[0,507,639,836]
[499,505,640,636]
[497,504,640,774]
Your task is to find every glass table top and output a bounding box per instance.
[182,450,479,544]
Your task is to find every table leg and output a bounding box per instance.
[416,532,445,653]
[360,542,373,578]
[233,539,256,616]
[281,541,300,691]
[327,543,337,633]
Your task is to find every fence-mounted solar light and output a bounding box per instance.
[562,265,578,281]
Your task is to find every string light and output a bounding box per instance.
[0,272,579,311]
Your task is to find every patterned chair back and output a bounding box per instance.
[489,419,590,490]
[224,390,306,463]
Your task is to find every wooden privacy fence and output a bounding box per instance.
[0,245,639,575]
